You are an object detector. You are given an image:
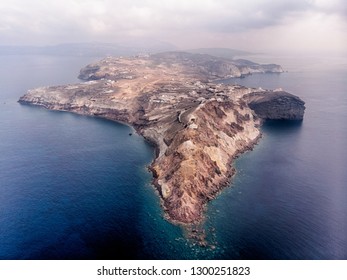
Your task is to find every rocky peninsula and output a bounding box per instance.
[19,51,305,225]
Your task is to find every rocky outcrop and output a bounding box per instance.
[246,90,305,120]
[19,52,304,225]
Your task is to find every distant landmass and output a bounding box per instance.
[0,41,177,57]
[1,44,256,60]
[185,48,253,59]
[19,51,305,238]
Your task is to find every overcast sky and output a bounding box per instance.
[1,0,346,54]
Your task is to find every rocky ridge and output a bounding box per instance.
[19,52,305,224]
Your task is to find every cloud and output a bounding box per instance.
[312,0,347,17]
[0,0,346,53]
[197,0,312,32]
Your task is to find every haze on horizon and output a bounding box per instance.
[1,0,346,55]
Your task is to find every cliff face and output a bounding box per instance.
[19,52,304,225]
[151,100,261,223]
[246,91,305,120]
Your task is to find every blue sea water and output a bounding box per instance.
[0,54,346,259]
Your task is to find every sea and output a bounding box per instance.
[0,53,346,260]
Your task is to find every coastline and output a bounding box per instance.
[19,96,263,225]
[18,52,305,226]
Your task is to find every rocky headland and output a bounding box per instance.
[19,51,305,225]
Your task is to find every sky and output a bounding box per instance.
[0,0,346,54]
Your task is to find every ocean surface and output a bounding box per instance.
[0,54,346,259]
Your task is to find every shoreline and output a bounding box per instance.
[19,98,262,226]
[18,52,305,225]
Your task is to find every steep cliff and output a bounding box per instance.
[246,90,305,120]
[19,52,304,225]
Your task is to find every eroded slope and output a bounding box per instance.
[19,52,304,224]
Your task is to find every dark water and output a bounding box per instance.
[0,54,346,259]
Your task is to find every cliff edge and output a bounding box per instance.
[19,52,305,224]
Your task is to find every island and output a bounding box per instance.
[19,51,305,225]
